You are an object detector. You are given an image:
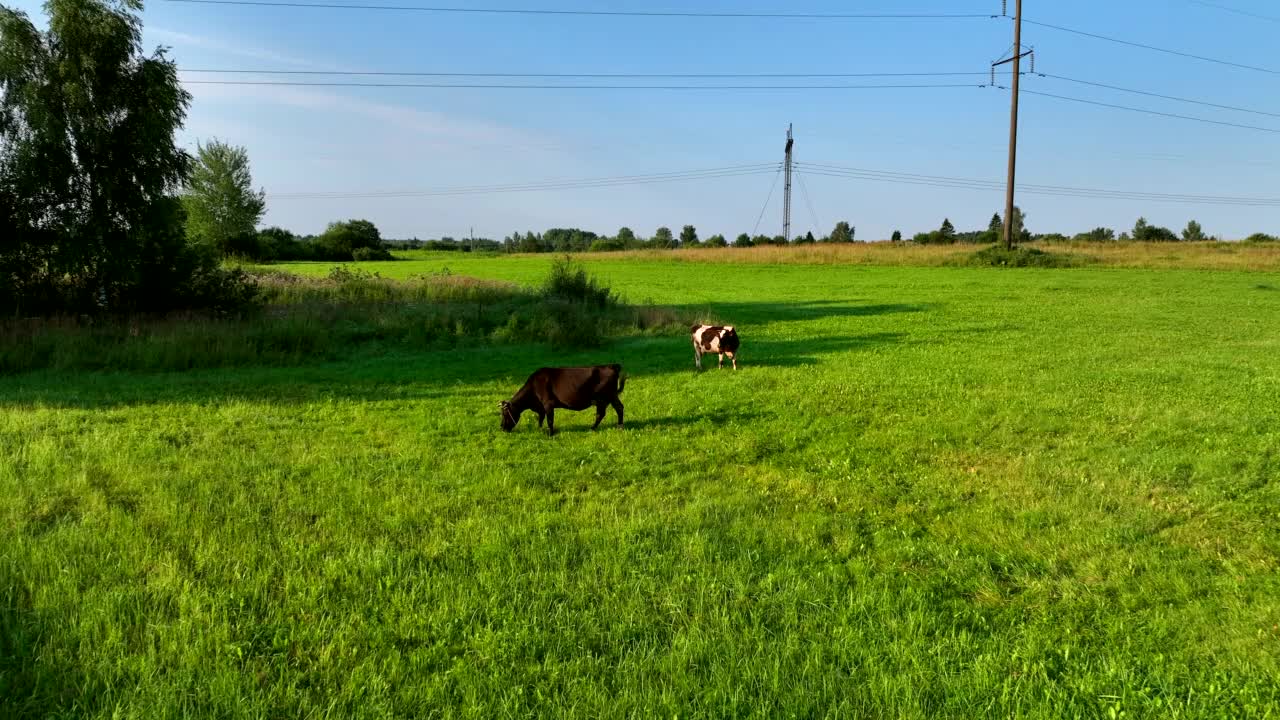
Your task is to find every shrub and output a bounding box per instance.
[1073,227,1116,243]
[1132,217,1179,243]
[1243,232,1278,243]
[706,234,728,247]
[588,238,623,252]
[541,256,616,308]
[964,246,1086,268]
[352,246,394,261]
[733,233,754,248]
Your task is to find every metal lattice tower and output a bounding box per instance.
[783,123,794,243]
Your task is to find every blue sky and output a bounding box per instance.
[11,0,1280,239]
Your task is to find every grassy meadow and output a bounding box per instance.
[3,251,1280,717]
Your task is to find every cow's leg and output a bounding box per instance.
[537,411,545,428]
[592,402,607,430]
[718,353,724,369]
[610,397,624,427]
[693,342,703,370]
[545,408,557,436]
[727,351,737,370]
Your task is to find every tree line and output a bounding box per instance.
[493,221,856,253]
[904,209,1260,245]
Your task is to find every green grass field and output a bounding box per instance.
[4,255,1280,718]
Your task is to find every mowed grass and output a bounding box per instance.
[3,258,1280,718]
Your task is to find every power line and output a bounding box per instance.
[1022,18,1280,75]
[269,164,781,199]
[1186,0,1280,24]
[798,161,1280,203]
[183,80,985,90]
[181,69,992,79]
[1015,87,1280,134]
[795,171,823,235]
[794,162,1280,206]
[752,167,783,236]
[161,0,996,19]
[1036,73,1280,119]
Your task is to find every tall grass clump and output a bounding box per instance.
[1,262,681,374]
[520,256,631,347]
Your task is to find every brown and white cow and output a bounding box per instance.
[499,364,625,435]
[691,324,740,370]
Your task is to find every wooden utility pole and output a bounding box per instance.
[992,0,1028,250]
[783,124,794,243]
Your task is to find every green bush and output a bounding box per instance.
[963,246,1088,269]
[1243,233,1278,243]
[352,246,394,262]
[541,256,616,308]
[1073,227,1116,243]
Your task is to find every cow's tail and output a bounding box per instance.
[618,372,627,394]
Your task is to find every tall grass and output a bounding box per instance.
[545,241,1280,271]
[0,262,682,374]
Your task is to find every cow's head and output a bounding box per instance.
[721,326,740,351]
[498,400,518,432]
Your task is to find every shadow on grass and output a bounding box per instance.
[673,300,929,327]
[0,332,911,410]
[0,297,926,409]
[534,411,772,434]
[0,568,103,719]
[724,333,906,369]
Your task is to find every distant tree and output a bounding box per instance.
[795,230,816,244]
[1243,232,1279,243]
[830,220,854,243]
[316,219,382,260]
[256,226,302,261]
[1132,217,1178,242]
[772,235,787,245]
[617,226,638,248]
[734,233,754,247]
[706,234,727,247]
[182,140,265,256]
[976,213,1002,244]
[1073,227,1115,243]
[1182,220,1207,242]
[939,218,956,242]
[653,226,675,249]
[891,230,902,242]
[519,231,541,253]
[1010,206,1029,241]
[751,234,772,246]
[680,224,699,247]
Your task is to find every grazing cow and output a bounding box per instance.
[499,364,625,435]
[691,324,740,370]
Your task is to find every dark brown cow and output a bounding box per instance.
[691,324,740,370]
[499,364,625,435]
